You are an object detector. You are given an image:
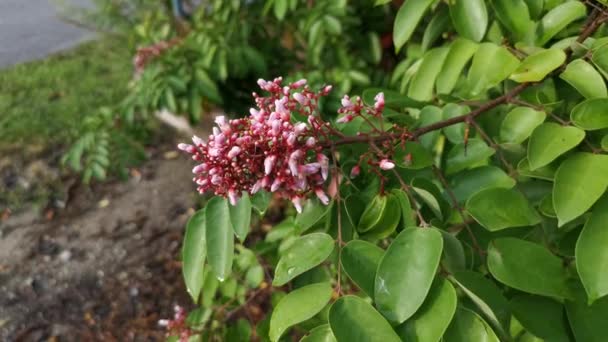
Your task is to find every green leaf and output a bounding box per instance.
[412,186,443,220]
[357,194,387,233]
[205,197,234,281]
[437,38,479,94]
[499,107,546,144]
[397,278,457,342]
[229,193,252,242]
[553,153,608,226]
[448,0,488,42]
[296,199,330,232]
[273,233,334,286]
[341,240,384,298]
[273,0,288,21]
[408,47,450,101]
[328,296,401,342]
[466,43,520,96]
[300,324,336,342]
[566,292,608,342]
[489,0,533,41]
[510,294,570,342]
[591,43,608,77]
[576,196,608,303]
[450,271,510,337]
[393,189,416,229]
[510,49,566,83]
[269,282,333,342]
[536,1,587,46]
[487,237,572,299]
[394,141,434,169]
[362,88,421,108]
[375,228,443,323]
[450,166,516,203]
[422,6,450,52]
[442,104,469,143]
[418,106,444,150]
[360,193,402,240]
[571,98,608,130]
[393,0,435,52]
[446,138,495,175]
[517,158,556,181]
[251,190,272,216]
[439,230,466,273]
[182,210,206,303]
[443,307,499,342]
[560,59,608,99]
[527,122,585,170]
[467,188,541,231]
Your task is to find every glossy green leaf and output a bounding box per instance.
[300,324,336,342]
[229,193,252,242]
[443,307,499,342]
[341,240,384,298]
[408,48,450,101]
[510,294,570,342]
[205,197,234,281]
[397,278,457,342]
[517,158,556,181]
[451,271,510,335]
[273,0,288,21]
[422,6,450,52]
[446,138,495,175]
[357,194,387,233]
[560,59,607,99]
[269,282,333,342]
[393,0,435,52]
[439,230,466,273]
[467,188,541,231]
[576,196,608,303]
[510,49,566,83]
[448,0,488,42]
[328,296,401,342]
[361,193,402,240]
[536,1,587,46]
[362,88,421,108]
[553,153,608,226]
[442,103,468,143]
[490,0,533,40]
[393,189,416,229]
[527,122,585,170]
[273,233,335,286]
[466,43,520,96]
[182,210,206,303]
[437,38,479,94]
[394,141,434,169]
[499,107,546,144]
[375,228,443,323]
[566,292,608,342]
[296,199,330,232]
[571,98,608,130]
[591,43,608,77]
[418,106,444,149]
[251,190,272,215]
[487,238,571,299]
[412,186,443,220]
[450,166,516,203]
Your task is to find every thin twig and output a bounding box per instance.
[329,143,344,295]
[468,119,517,177]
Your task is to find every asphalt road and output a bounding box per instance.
[0,0,94,68]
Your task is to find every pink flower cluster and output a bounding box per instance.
[178,77,334,212]
[158,305,191,341]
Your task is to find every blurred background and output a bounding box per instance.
[0,0,393,340]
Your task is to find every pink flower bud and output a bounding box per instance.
[292,196,303,213]
[192,135,205,146]
[264,155,276,174]
[294,122,307,134]
[341,95,353,108]
[293,92,308,105]
[192,164,206,174]
[291,79,307,88]
[228,189,239,206]
[379,159,395,170]
[317,153,329,180]
[178,143,195,153]
[306,137,316,147]
[271,178,282,192]
[315,188,330,205]
[213,127,220,136]
[208,148,220,157]
[374,92,385,112]
[299,163,321,175]
[215,115,226,127]
[227,146,241,159]
[251,180,263,194]
[211,174,222,184]
[322,85,333,94]
[350,165,361,178]
[336,114,353,124]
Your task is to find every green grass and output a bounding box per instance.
[0,37,132,148]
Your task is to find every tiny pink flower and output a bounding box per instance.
[336,114,353,124]
[293,92,308,105]
[264,155,276,174]
[317,153,329,180]
[350,165,361,178]
[178,143,195,153]
[374,92,385,112]
[228,189,239,206]
[341,95,353,108]
[306,137,316,146]
[291,79,307,88]
[379,159,395,170]
[192,164,206,174]
[292,196,303,213]
[315,188,330,205]
[227,146,241,159]
[192,135,205,146]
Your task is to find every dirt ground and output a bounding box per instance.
[0,142,200,341]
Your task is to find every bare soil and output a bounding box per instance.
[0,144,199,341]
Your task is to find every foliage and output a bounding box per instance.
[176,1,608,341]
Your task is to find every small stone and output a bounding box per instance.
[58,250,72,262]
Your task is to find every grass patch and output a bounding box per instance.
[0,36,132,148]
